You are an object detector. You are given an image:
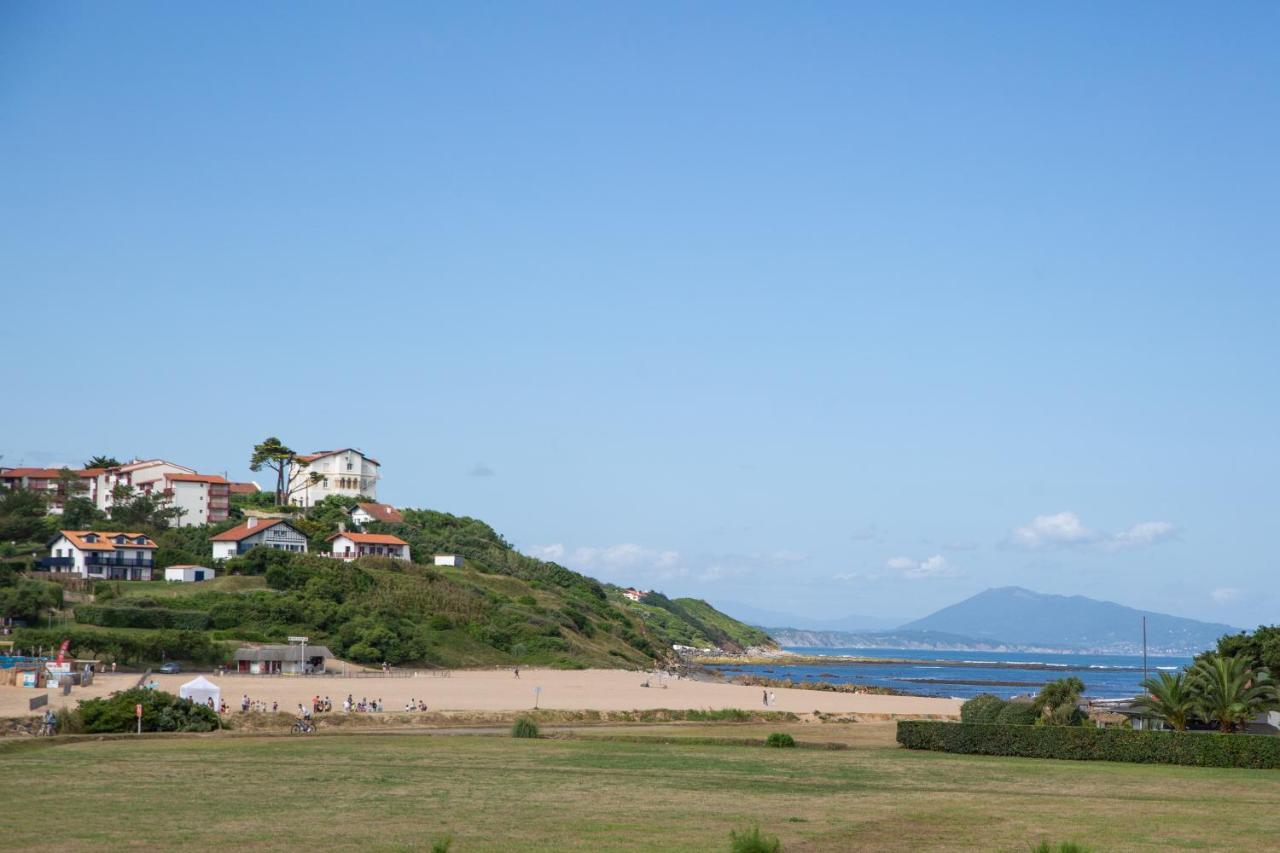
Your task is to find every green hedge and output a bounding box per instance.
[75,604,211,631]
[897,720,1280,769]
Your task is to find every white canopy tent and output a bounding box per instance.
[178,676,221,710]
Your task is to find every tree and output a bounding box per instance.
[1033,677,1086,726]
[108,484,180,529]
[61,496,103,529]
[1136,671,1195,731]
[250,437,320,506]
[83,455,121,469]
[0,488,52,542]
[1190,653,1277,733]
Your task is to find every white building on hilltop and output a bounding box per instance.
[210,518,309,561]
[288,448,380,508]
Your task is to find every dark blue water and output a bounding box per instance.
[709,647,1194,700]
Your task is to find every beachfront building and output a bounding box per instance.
[41,530,157,580]
[232,644,332,675]
[327,531,410,561]
[621,588,650,602]
[433,554,464,567]
[210,518,309,561]
[350,501,403,526]
[90,459,196,514]
[164,565,216,583]
[287,448,380,508]
[139,472,232,527]
[0,467,101,513]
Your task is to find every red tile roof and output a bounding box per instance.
[165,473,230,484]
[210,518,296,542]
[1,467,74,479]
[355,502,403,524]
[327,532,408,546]
[56,530,157,552]
[294,448,380,466]
[228,482,260,494]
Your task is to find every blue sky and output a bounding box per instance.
[2,3,1277,628]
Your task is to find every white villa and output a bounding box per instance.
[210,518,309,561]
[41,530,157,580]
[327,531,410,561]
[288,448,380,508]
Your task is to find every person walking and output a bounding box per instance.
[763,689,769,707]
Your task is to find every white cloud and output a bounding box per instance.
[1211,587,1244,604]
[527,543,565,561]
[1108,521,1178,550]
[1011,512,1099,549]
[1010,511,1177,551]
[885,554,960,580]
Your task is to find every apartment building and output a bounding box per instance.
[41,530,157,580]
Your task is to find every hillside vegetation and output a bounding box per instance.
[14,500,772,668]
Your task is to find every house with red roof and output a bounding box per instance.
[210,517,309,561]
[350,502,403,526]
[287,448,380,508]
[327,531,410,562]
[42,530,157,580]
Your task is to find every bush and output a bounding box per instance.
[71,687,218,733]
[729,825,781,853]
[994,701,1039,726]
[765,732,796,748]
[1032,844,1089,853]
[960,693,1005,725]
[897,721,1280,769]
[511,717,540,739]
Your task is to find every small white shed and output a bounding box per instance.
[179,676,221,711]
[433,554,464,567]
[165,565,216,583]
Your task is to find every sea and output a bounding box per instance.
[708,647,1195,700]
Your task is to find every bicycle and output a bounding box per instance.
[290,720,315,734]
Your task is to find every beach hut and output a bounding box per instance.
[178,676,221,710]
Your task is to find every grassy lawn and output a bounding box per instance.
[3,722,1278,851]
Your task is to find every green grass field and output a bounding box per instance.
[3,722,1278,851]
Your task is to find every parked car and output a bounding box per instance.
[159,662,181,674]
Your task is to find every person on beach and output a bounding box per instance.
[763,690,769,707]
[514,667,520,679]
[769,691,777,708]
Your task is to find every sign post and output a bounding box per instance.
[288,636,310,675]
[135,703,142,735]
[533,686,542,709]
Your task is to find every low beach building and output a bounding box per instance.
[210,518,309,561]
[232,644,332,675]
[433,554,464,567]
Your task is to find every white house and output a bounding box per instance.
[41,530,157,580]
[288,448,380,508]
[433,554,464,567]
[209,518,309,561]
[350,502,402,526]
[327,531,410,561]
[165,565,216,583]
[621,587,649,602]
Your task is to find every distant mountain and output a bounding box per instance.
[711,599,904,633]
[768,628,1022,651]
[900,586,1238,654]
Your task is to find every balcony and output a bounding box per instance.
[39,557,74,569]
[85,556,154,568]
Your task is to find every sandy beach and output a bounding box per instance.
[1,668,960,720]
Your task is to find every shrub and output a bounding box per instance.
[960,693,1005,725]
[765,732,796,748]
[729,825,781,853]
[72,687,218,733]
[511,717,540,739]
[994,701,1039,726]
[429,836,453,853]
[1032,843,1090,853]
[897,721,1280,769]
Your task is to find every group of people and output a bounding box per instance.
[404,698,430,712]
[240,694,279,714]
[762,689,778,707]
[342,694,385,713]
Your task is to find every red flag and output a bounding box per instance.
[55,639,70,666]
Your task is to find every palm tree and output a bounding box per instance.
[1136,671,1195,731]
[1033,677,1086,725]
[1189,654,1278,733]
[83,455,121,469]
